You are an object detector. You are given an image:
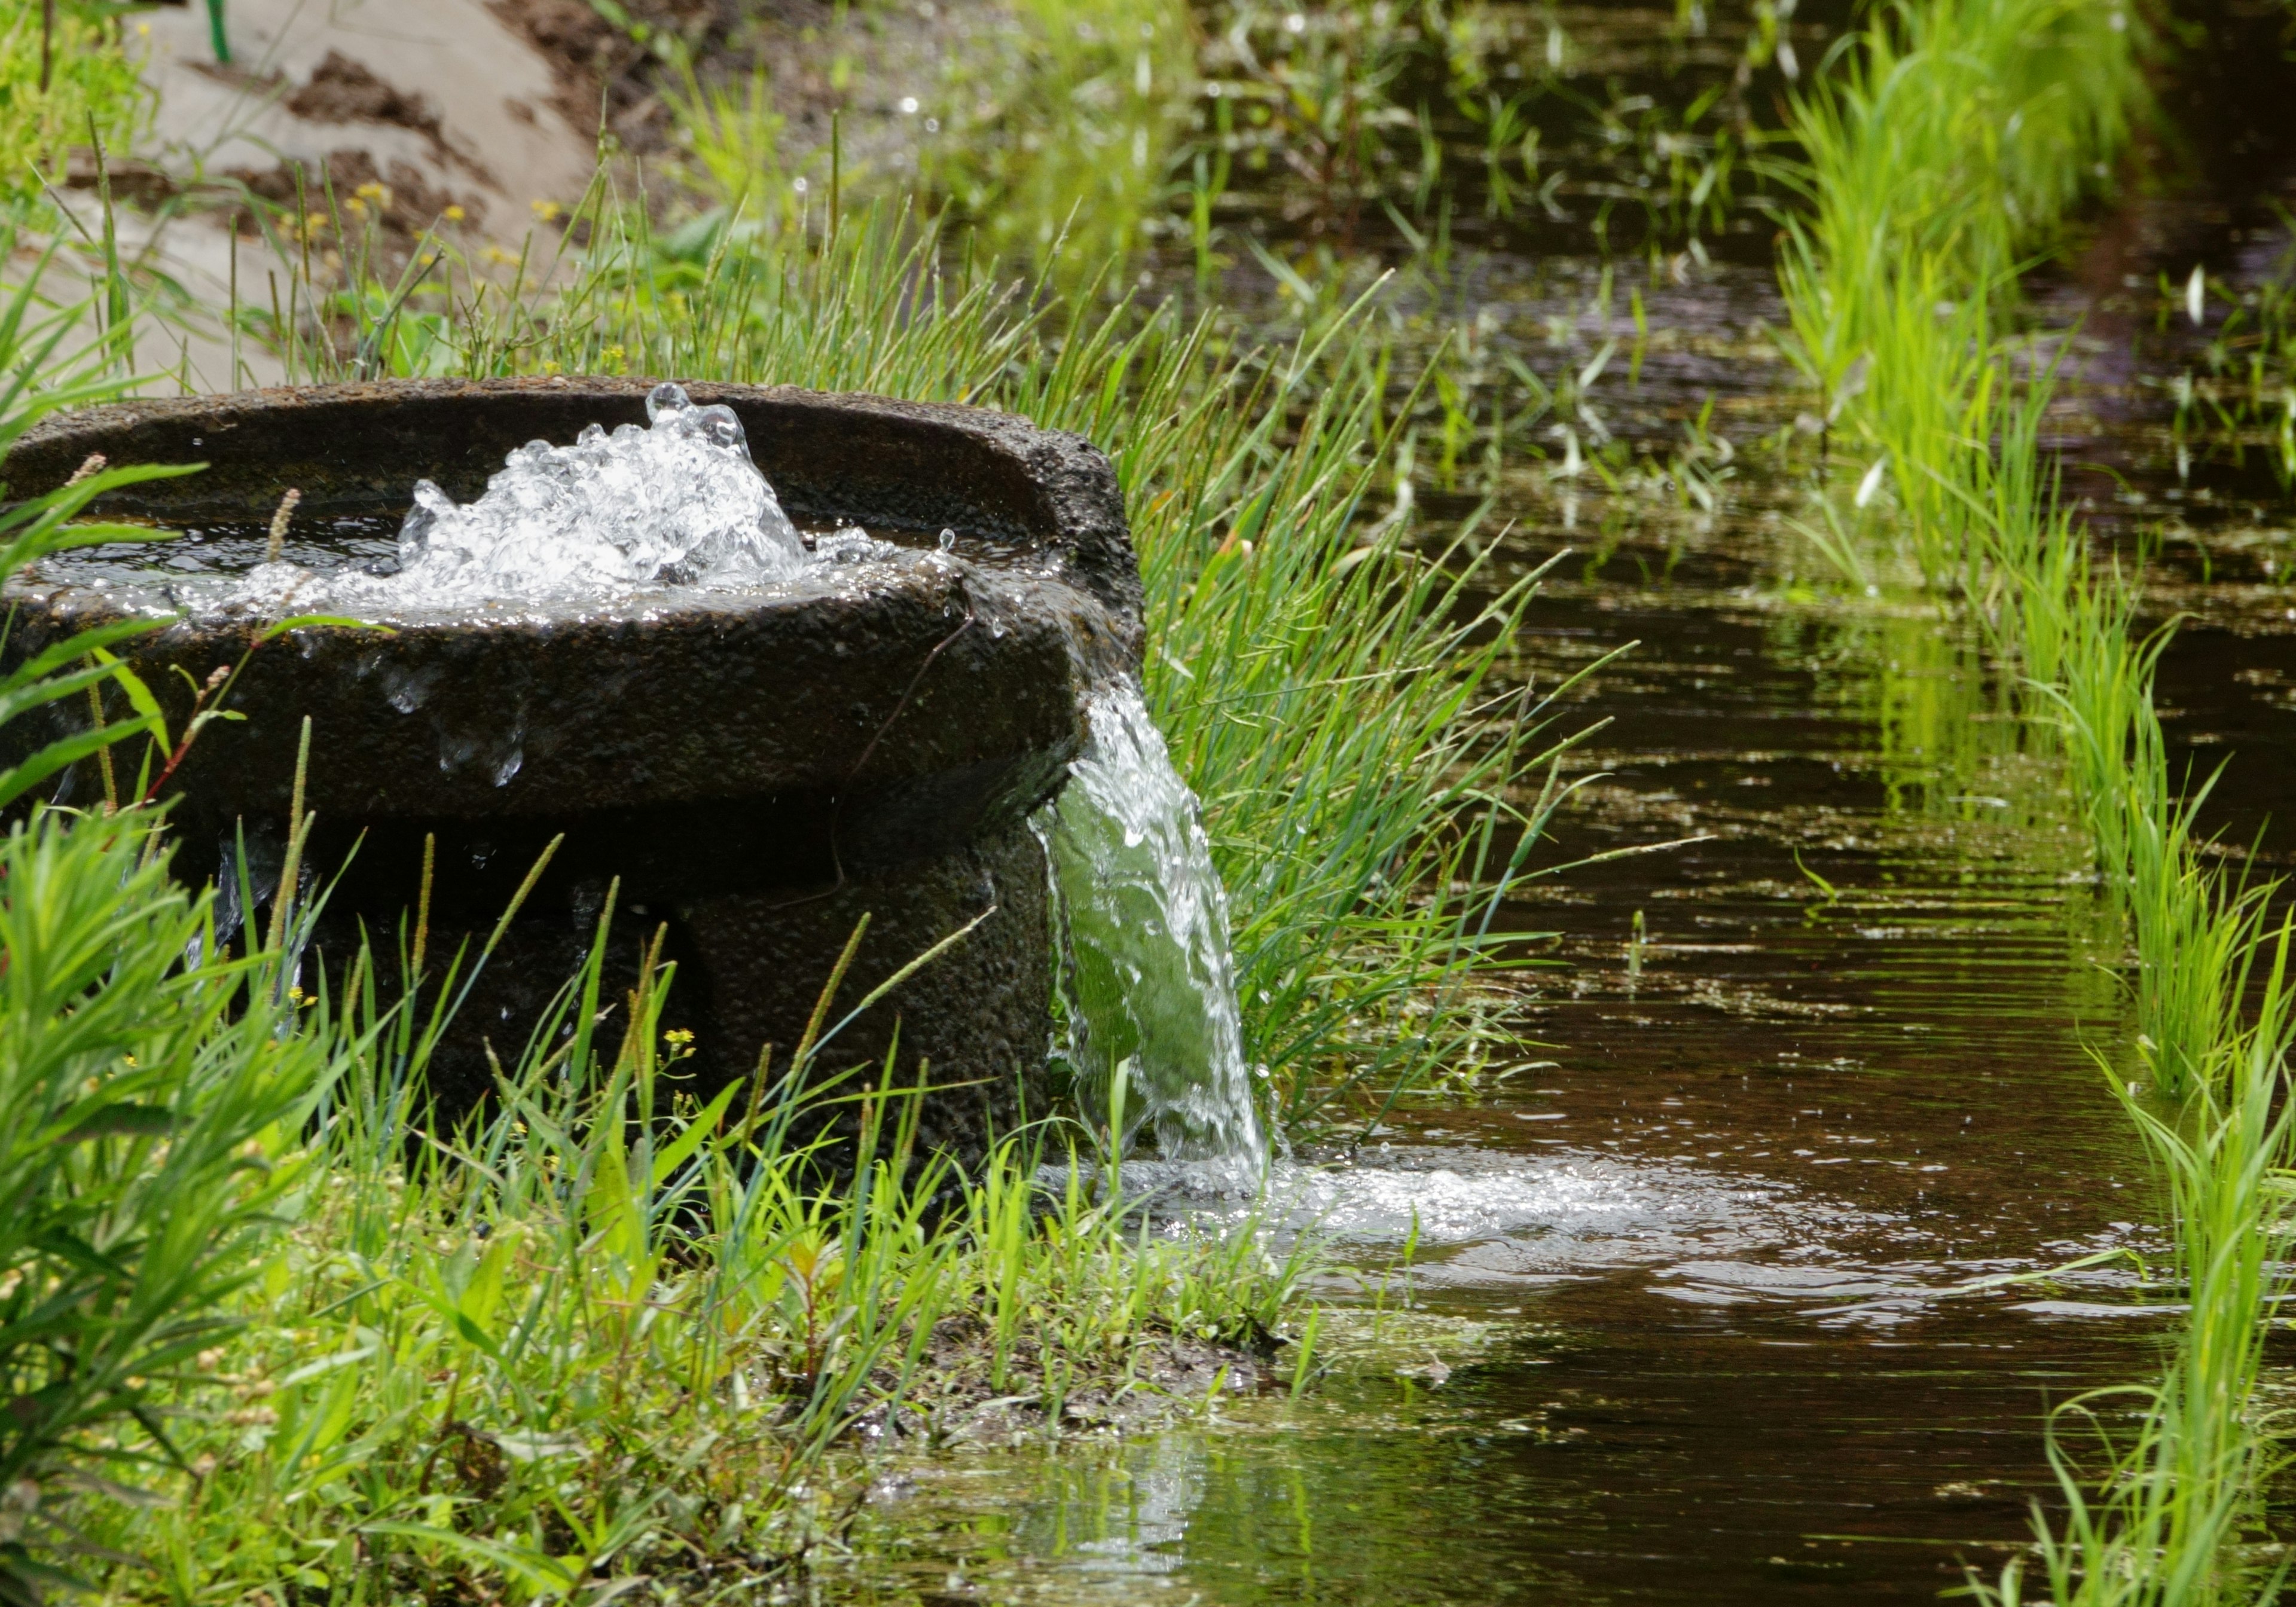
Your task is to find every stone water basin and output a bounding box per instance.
[1,377,1144,1152]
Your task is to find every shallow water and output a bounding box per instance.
[828,1,2296,1600]
[842,595,2164,1601]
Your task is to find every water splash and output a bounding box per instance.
[1043,677,1264,1164]
[224,384,814,612]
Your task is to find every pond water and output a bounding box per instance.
[824,0,2296,1601]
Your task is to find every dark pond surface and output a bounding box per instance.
[828,4,2296,1600]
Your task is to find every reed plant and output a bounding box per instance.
[1777,1,2294,1601]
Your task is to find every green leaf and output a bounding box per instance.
[648,1080,742,1187]
[0,1543,93,1607]
[0,617,164,700]
[58,1104,175,1144]
[88,651,166,751]
[0,720,151,811]
[357,1523,580,1593]
[258,615,394,643]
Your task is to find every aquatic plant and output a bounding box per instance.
[1775,0,2295,1600]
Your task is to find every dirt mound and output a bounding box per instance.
[486,0,716,151]
[285,50,445,140]
[227,149,477,242]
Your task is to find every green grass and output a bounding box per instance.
[0,247,1326,1584]
[43,882,1306,1602]
[0,757,1308,1602]
[1776,0,2144,563]
[1776,2,2294,1602]
[657,0,1193,274]
[0,1,146,220]
[7,170,1588,1603]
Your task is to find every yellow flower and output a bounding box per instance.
[443,204,466,222]
[343,197,367,218]
[530,198,563,222]
[355,181,390,207]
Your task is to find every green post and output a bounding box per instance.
[204,0,231,64]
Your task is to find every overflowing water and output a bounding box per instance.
[213,384,818,615]
[1042,677,1265,1163]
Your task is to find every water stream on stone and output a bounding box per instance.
[1039,677,1265,1162]
[31,383,1272,1168]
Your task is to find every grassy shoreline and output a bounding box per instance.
[1,185,1579,1606]
[1776,2,2295,1601]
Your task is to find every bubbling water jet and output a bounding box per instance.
[222,383,817,614]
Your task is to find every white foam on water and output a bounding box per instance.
[1118,1147,1832,1268]
[210,383,816,614]
[1095,1146,2162,1331]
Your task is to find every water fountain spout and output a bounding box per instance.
[1,377,1146,1159]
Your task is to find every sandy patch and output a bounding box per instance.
[73,0,597,389]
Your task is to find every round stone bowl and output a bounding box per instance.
[1,377,1144,1151]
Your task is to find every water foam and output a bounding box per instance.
[219,383,814,614]
[1120,1147,1824,1269]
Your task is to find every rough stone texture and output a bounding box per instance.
[2,378,1143,1153]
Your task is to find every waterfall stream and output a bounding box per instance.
[1041,677,1266,1164]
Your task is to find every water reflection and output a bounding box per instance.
[819,0,2296,1597]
